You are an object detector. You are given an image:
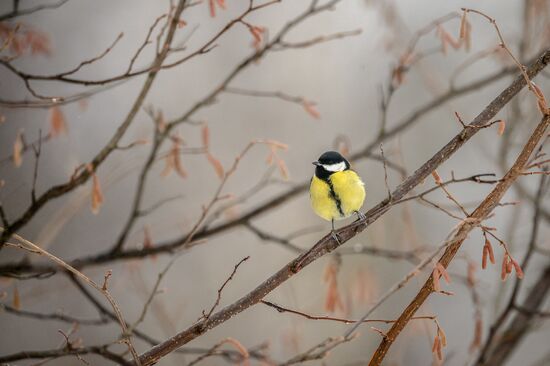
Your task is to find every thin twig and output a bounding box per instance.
[202,256,250,320]
[261,300,435,324]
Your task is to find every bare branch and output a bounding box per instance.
[0,303,109,325]
[133,48,550,366]
[202,256,250,320]
[261,300,435,324]
[368,113,550,365]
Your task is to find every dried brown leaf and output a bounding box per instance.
[262,139,289,150]
[432,334,440,354]
[443,30,461,50]
[162,140,187,179]
[323,260,338,282]
[173,150,187,179]
[249,26,263,44]
[511,258,524,279]
[49,106,68,137]
[506,256,513,274]
[27,28,51,56]
[482,245,488,270]
[12,284,20,310]
[13,129,23,167]
[208,0,216,17]
[277,158,289,180]
[324,280,338,313]
[459,11,468,39]
[207,152,224,180]
[222,338,249,366]
[485,239,496,264]
[436,262,451,284]
[432,267,441,292]
[532,82,549,114]
[334,135,351,157]
[537,99,548,114]
[265,150,275,165]
[438,327,447,347]
[501,255,509,281]
[497,120,506,136]
[323,260,344,313]
[436,338,443,361]
[431,170,442,184]
[91,172,104,215]
[201,123,210,148]
[302,100,321,119]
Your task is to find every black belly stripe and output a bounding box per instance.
[326,178,345,217]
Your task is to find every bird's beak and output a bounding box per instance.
[312,161,321,166]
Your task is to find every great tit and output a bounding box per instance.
[310,151,366,242]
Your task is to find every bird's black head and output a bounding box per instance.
[312,151,350,180]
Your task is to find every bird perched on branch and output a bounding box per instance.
[310,151,366,242]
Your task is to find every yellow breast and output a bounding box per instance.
[310,170,365,221]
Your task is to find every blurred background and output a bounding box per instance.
[0,0,549,365]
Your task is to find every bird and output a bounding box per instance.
[310,151,366,243]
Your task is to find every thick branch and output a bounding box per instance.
[368,113,550,365]
[474,174,548,365]
[133,48,550,366]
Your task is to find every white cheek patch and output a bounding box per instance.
[322,162,346,172]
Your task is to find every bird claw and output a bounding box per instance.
[355,210,366,222]
[331,230,342,244]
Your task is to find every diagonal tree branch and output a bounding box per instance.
[132,48,550,366]
[0,57,533,278]
[474,174,548,365]
[368,112,550,365]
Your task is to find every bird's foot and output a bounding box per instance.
[354,210,366,222]
[331,230,342,244]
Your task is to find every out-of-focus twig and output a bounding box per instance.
[0,0,69,21]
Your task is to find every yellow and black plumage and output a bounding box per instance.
[309,151,366,240]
